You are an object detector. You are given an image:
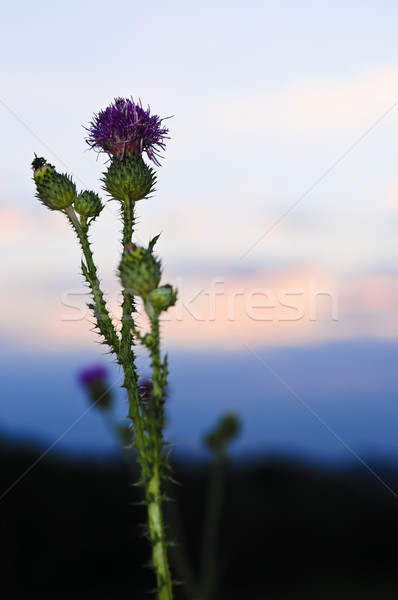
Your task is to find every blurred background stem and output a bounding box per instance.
[198,453,226,600]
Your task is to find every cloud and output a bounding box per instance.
[379,174,398,209]
[196,65,398,141]
[164,269,398,349]
[0,207,33,238]
[3,260,398,351]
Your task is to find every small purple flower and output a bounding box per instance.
[78,365,107,387]
[85,97,170,165]
[78,365,112,410]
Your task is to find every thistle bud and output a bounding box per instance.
[102,155,156,202]
[74,190,104,218]
[32,156,77,210]
[142,333,155,348]
[204,413,240,454]
[146,285,177,317]
[119,244,161,299]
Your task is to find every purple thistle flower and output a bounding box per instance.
[85,97,170,166]
[78,365,107,387]
[78,365,112,410]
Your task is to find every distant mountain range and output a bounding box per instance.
[0,338,397,467]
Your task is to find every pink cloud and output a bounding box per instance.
[3,265,398,351]
[0,207,33,238]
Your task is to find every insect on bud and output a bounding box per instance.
[32,156,77,211]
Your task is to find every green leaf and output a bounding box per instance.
[81,260,90,281]
[148,233,161,253]
[162,354,169,387]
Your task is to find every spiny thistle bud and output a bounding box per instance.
[32,156,77,210]
[74,190,104,218]
[119,243,161,300]
[146,285,177,317]
[102,155,156,202]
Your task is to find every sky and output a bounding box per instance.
[1,1,398,465]
[2,1,398,352]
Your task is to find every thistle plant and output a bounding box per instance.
[79,364,241,600]
[32,97,176,599]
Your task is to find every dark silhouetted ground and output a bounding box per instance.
[1,441,398,599]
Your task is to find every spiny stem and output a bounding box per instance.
[68,197,173,598]
[146,314,173,599]
[64,205,120,352]
[147,471,173,600]
[117,198,150,469]
[119,197,172,596]
[66,204,149,476]
[103,198,151,480]
[122,360,150,477]
[150,316,166,432]
[120,198,137,362]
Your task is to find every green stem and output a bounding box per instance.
[114,198,153,480]
[146,314,173,599]
[66,204,149,476]
[123,361,150,476]
[64,206,120,352]
[163,481,196,600]
[148,470,173,600]
[149,317,166,431]
[69,198,173,597]
[199,455,226,600]
[120,198,135,349]
[120,199,172,597]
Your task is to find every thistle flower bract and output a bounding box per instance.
[102,155,156,202]
[85,97,169,165]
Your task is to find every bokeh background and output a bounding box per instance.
[2,0,398,464]
[0,0,398,461]
[2,2,398,598]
